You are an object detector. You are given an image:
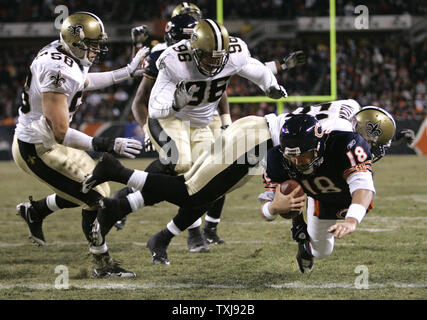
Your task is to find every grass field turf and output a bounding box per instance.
[0,155,425,300]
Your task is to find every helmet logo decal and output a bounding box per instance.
[165,22,173,33]
[314,123,324,138]
[366,121,382,137]
[68,24,84,37]
[50,71,66,88]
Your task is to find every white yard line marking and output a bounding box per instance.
[0,282,425,291]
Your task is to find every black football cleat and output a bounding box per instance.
[82,153,123,193]
[296,241,314,274]
[291,218,309,243]
[187,227,210,253]
[92,253,136,278]
[16,196,45,246]
[146,232,171,265]
[202,226,226,245]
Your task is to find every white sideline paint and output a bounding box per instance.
[0,282,425,291]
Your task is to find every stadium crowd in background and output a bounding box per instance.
[0,0,426,126]
[0,0,426,22]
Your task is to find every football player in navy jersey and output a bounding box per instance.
[259,114,375,273]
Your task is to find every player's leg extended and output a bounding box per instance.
[12,136,107,244]
[296,197,336,274]
[12,137,134,277]
[145,116,273,264]
[147,117,193,174]
[185,125,216,252]
[86,116,272,207]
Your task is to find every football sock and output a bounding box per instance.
[188,217,202,229]
[206,196,225,220]
[127,170,148,190]
[126,191,144,213]
[204,220,219,230]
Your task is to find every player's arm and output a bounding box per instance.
[258,151,305,221]
[328,139,375,238]
[328,188,374,239]
[41,92,70,143]
[237,56,287,99]
[131,25,149,58]
[218,92,232,129]
[39,92,141,158]
[264,51,307,75]
[260,186,305,221]
[132,76,155,127]
[84,46,150,91]
[391,129,415,146]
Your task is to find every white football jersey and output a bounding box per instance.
[15,40,89,144]
[149,37,279,127]
[151,42,168,53]
[265,99,361,147]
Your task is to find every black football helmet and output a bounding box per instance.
[279,114,324,175]
[164,14,197,46]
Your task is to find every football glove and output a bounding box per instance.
[393,128,415,146]
[131,25,149,48]
[126,46,150,77]
[281,50,307,70]
[92,137,142,158]
[266,85,288,99]
[173,80,197,111]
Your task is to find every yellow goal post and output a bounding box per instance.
[216,0,337,113]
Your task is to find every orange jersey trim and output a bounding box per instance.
[343,160,372,180]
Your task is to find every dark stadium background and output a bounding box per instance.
[0,0,425,159]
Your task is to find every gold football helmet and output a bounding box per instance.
[60,12,108,67]
[190,19,229,77]
[352,106,396,162]
[172,2,202,21]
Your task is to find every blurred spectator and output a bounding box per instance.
[0,0,426,22]
[0,30,426,125]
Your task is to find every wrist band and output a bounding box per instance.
[112,67,131,83]
[220,114,232,127]
[346,203,366,224]
[62,128,93,151]
[265,61,278,75]
[262,202,277,221]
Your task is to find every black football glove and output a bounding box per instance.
[92,137,142,158]
[281,50,307,71]
[266,85,288,99]
[392,129,415,146]
[131,25,149,48]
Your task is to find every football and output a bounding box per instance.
[279,180,305,219]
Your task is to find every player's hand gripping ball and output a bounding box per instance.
[279,180,305,219]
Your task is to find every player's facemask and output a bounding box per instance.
[279,114,325,176]
[190,19,230,77]
[193,49,229,77]
[282,150,319,175]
